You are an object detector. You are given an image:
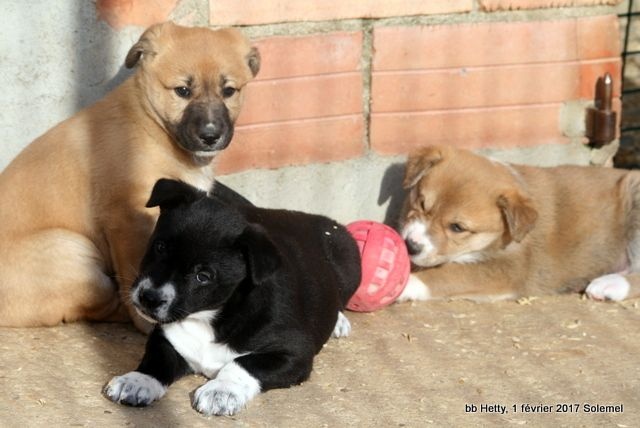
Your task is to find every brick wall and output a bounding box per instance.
[370,16,620,155]
[2,0,623,224]
[95,0,622,176]
[216,31,366,174]
[206,1,621,174]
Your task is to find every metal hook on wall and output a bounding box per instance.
[586,72,617,148]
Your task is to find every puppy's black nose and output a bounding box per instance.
[139,288,166,310]
[198,123,221,146]
[405,238,422,256]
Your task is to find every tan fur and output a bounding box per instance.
[401,145,640,301]
[0,22,259,330]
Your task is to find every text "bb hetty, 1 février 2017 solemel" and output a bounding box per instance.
[465,403,623,414]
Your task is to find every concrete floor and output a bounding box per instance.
[0,295,638,427]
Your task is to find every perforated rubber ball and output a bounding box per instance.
[346,220,410,312]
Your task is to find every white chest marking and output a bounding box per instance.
[162,310,244,378]
[182,166,215,195]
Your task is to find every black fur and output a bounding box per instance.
[127,179,360,404]
[210,180,253,207]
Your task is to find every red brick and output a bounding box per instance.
[579,60,622,99]
[371,17,622,157]
[372,59,623,113]
[372,63,581,113]
[96,0,178,29]
[373,16,621,70]
[225,32,364,171]
[252,32,363,81]
[373,20,579,71]
[216,116,365,174]
[577,15,621,60]
[370,105,567,155]
[211,0,472,26]
[237,73,363,125]
[479,0,620,12]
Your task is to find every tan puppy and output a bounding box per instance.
[0,22,259,330]
[398,145,640,303]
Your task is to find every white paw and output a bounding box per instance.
[192,362,260,416]
[395,274,431,302]
[585,274,630,302]
[332,311,351,338]
[104,371,166,407]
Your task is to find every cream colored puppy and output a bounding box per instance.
[0,22,259,330]
[398,145,640,303]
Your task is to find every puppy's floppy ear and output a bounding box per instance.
[246,47,260,77]
[403,146,445,189]
[146,179,206,210]
[497,189,538,244]
[238,224,281,284]
[125,22,170,68]
[125,38,150,69]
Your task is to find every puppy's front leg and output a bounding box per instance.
[106,210,157,333]
[105,327,192,407]
[399,259,521,302]
[193,351,312,416]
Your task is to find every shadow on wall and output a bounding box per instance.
[378,162,407,228]
[0,2,142,172]
[73,2,133,110]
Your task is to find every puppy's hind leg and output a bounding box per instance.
[621,172,640,299]
[587,172,640,301]
[585,273,633,301]
[0,229,125,326]
[332,311,351,338]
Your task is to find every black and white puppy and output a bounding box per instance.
[104,179,361,416]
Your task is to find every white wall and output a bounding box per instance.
[0,1,141,170]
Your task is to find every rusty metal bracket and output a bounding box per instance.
[586,73,617,148]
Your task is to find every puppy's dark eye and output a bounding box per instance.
[195,270,213,284]
[174,86,191,98]
[222,86,237,98]
[154,240,166,254]
[449,223,466,233]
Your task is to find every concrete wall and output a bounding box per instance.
[0,0,623,225]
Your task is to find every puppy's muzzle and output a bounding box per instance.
[176,101,234,154]
[199,123,223,147]
[405,238,423,256]
[131,278,175,322]
[138,288,168,312]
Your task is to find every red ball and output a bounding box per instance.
[346,220,410,312]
